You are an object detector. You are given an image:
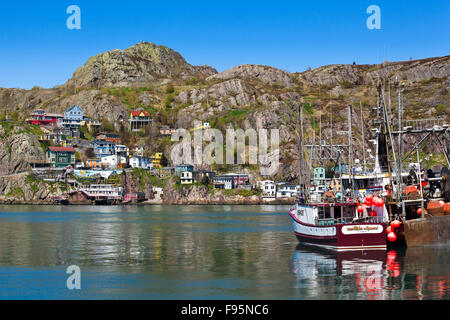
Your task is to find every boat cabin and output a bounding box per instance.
[295,202,358,226]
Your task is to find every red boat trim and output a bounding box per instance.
[289,212,330,228]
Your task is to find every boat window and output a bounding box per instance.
[317,206,331,219]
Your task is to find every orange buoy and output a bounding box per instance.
[369,210,377,217]
[387,232,397,242]
[374,197,384,207]
[391,220,401,228]
[386,226,392,233]
[357,205,364,213]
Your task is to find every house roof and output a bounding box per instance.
[131,110,150,117]
[65,105,83,113]
[48,146,75,152]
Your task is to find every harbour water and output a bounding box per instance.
[0,205,448,300]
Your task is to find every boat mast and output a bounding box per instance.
[397,85,404,204]
[298,103,307,197]
[348,104,354,193]
[360,100,367,172]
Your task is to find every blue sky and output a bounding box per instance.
[0,0,448,89]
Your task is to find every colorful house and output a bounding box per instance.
[159,167,175,179]
[26,109,63,126]
[86,159,102,169]
[96,133,121,144]
[313,167,326,185]
[151,153,163,169]
[46,146,76,168]
[91,140,116,157]
[181,171,193,184]
[224,173,250,188]
[160,127,176,136]
[129,110,151,132]
[175,164,194,177]
[130,156,153,170]
[63,105,84,128]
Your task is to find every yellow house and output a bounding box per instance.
[151,153,163,169]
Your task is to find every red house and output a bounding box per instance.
[26,109,63,126]
[129,110,151,132]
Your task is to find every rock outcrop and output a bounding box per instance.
[66,42,217,88]
[299,55,450,87]
[0,126,44,175]
[207,64,294,88]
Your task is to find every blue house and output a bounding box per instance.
[91,140,116,157]
[175,164,194,177]
[63,105,84,128]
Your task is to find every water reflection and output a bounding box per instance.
[0,205,448,299]
[291,245,449,299]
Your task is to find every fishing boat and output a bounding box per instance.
[288,102,389,252]
[289,190,388,251]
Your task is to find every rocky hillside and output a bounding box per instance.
[66,42,217,88]
[0,42,449,202]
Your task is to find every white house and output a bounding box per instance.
[213,175,234,190]
[134,146,145,157]
[259,180,276,198]
[101,155,126,169]
[115,145,129,157]
[276,183,300,198]
[181,171,193,184]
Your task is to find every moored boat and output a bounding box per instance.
[289,196,388,252]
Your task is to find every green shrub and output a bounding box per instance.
[436,104,446,115]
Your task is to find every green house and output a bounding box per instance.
[313,167,326,185]
[46,146,76,167]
